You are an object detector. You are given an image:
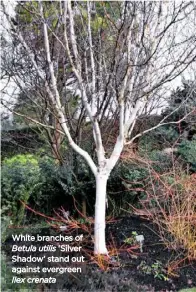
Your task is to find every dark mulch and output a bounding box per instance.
[105,216,196,292]
[3,216,196,292]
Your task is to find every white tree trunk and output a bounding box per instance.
[94,172,109,254]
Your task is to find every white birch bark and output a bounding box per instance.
[94,172,109,254]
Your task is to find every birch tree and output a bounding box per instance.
[1,1,196,254]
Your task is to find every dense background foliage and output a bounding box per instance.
[2,82,195,226]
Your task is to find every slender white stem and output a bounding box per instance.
[39,1,97,176]
[87,1,96,95]
[67,0,80,72]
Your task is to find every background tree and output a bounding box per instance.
[1,1,196,254]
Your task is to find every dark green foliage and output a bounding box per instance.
[160,81,196,173]
[1,252,35,291]
[138,134,161,154]
[1,154,41,225]
[147,150,173,173]
[121,164,149,204]
[106,162,149,213]
[1,154,64,224]
[30,156,62,213]
[1,152,96,224]
[162,81,196,141]
[1,125,44,159]
[153,126,179,145]
[163,81,196,120]
[122,164,148,185]
[56,157,96,215]
[178,136,196,172]
[138,126,179,154]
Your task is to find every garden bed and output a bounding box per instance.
[3,216,196,292]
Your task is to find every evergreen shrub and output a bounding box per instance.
[2,154,41,225]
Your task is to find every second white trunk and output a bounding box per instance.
[94,172,108,254]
